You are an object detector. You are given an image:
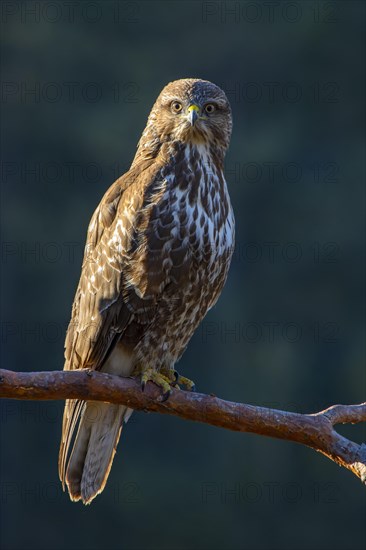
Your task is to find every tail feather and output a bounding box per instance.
[59,345,135,504]
[59,398,84,490]
[63,401,131,504]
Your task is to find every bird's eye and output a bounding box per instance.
[171,101,183,113]
[204,103,216,114]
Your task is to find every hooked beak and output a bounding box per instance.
[187,104,200,126]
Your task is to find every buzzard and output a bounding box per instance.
[59,78,235,504]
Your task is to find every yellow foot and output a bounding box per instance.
[141,369,173,401]
[172,370,196,392]
[158,367,196,392]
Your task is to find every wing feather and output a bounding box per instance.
[63,157,174,373]
[60,158,176,483]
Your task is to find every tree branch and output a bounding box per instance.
[0,368,365,484]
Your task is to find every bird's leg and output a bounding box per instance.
[140,368,173,401]
[159,366,195,391]
[140,366,196,401]
[172,370,196,392]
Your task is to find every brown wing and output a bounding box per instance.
[64,159,171,373]
[59,158,182,484]
[64,181,133,373]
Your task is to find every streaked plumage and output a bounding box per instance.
[59,78,235,504]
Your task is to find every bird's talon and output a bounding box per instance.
[173,372,196,392]
[160,389,172,402]
[171,370,179,387]
[140,368,195,397]
[140,368,173,399]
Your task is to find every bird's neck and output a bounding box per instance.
[132,125,226,172]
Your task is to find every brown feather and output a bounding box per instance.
[59,78,235,503]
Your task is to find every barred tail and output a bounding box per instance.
[59,401,132,505]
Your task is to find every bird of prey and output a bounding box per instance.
[59,78,235,504]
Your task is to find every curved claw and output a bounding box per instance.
[140,368,195,398]
[160,388,172,402]
[171,370,179,387]
[173,372,196,392]
[140,369,173,399]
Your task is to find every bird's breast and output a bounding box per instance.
[155,143,235,285]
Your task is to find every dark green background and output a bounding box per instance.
[1,1,365,549]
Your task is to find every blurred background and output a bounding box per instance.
[1,1,365,549]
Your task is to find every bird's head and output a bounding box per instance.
[144,78,232,153]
